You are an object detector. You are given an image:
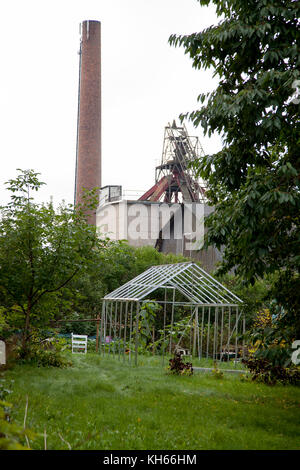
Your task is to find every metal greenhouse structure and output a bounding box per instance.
[100,262,244,365]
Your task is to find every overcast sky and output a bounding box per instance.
[0,0,222,207]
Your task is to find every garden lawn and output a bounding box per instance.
[3,353,300,450]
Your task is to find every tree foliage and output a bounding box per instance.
[58,244,189,336]
[0,169,105,354]
[169,0,300,334]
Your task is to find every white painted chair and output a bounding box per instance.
[175,347,191,358]
[71,333,87,354]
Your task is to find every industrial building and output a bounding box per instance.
[74,20,222,272]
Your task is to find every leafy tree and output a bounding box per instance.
[0,169,105,355]
[170,0,300,335]
[54,240,136,336]
[57,243,189,336]
[216,273,275,327]
[133,246,188,276]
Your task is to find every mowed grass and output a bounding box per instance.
[3,353,300,450]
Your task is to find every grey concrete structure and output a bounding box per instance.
[96,194,222,272]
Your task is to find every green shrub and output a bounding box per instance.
[18,333,72,368]
[242,357,300,386]
[25,348,71,368]
[246,308,293,363]
[0,307,7,336]
[0,379,34,449]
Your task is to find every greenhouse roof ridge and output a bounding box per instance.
[104,262,243,306]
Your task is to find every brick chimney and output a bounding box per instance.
[75,20,101,224]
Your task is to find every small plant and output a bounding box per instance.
[167,352,193,376]
[151,316,192,354]
[239,372,252,383]
[211,361,224,379]
[0,379,13,401]
[134,302,160,352]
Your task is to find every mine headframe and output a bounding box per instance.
[139,121,206,203]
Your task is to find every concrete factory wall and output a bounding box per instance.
[161,203,223,271]
[97,200,164,248]
[96,200,222,272]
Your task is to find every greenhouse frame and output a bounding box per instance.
[100,262,245,365]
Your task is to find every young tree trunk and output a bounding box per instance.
[21,304,31,357]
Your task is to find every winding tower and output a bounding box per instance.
[139,121,206,203]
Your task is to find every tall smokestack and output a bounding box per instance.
[75,20,101,224]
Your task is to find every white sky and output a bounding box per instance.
[0,0,222,207]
